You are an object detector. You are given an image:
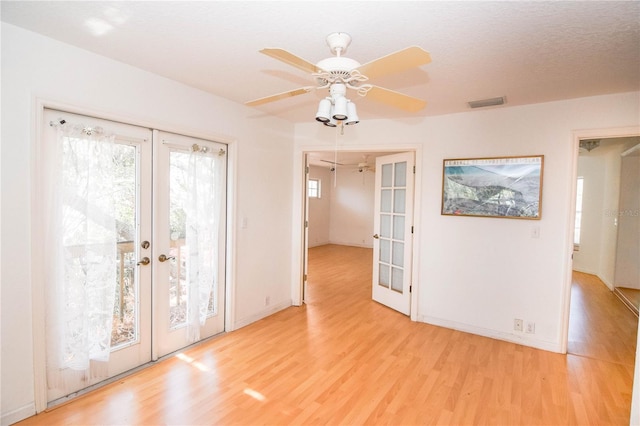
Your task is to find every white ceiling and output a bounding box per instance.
[2,1,639,127]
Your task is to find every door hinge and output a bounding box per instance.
[303,274,308,281]
[409,285,412,293]
[411,226,414,234]
[305,220,308,228]
[413,165,416,174]
[306,166,309,174]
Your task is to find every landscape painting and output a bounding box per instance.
[442,156,543,219]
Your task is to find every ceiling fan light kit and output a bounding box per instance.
[246,32,432,128]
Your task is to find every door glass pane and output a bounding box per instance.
[394,189,406,213]
[379,264,390,288]
[394,162,407,187]
[379,239,390,263]
[169,151,189,329]
[381,163,393,187]
[381,189,392,213]
[111,144,138,348]
[393,215,405,241]
[380,214,391,238]
[391,267,404,292]
[392,241,404,267]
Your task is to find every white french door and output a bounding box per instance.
[372,152,415,315]
[41,109,226,404]
[153,131,226,358]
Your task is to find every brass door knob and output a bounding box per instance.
[136,257,150,266]
[158,254,176,262]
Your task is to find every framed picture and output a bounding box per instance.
[441,155,544,219]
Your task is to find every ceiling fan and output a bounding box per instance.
[320,155,375,173]
[245,32,431,123]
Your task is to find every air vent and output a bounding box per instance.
[468,96,506,109]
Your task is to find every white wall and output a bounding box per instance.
[573,155,607,276]
[328,168,375,248]
[307,164,375,249]
[307,166,331,247]
[294,92,640,354]
[1,23,294,424]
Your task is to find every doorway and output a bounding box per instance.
[300,148,419,317]
[565,127,640,357]
[38,109,227,405]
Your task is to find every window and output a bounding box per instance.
[574,177,584,247]
[308,178,321,198]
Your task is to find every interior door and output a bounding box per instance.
[153,131,227,358]
[372,152,415,315]
[43,109,153,403]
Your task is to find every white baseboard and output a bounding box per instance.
[327,239,373,249]
[2,402,35,426]
[419,315,563,354]
[232,299,292,330]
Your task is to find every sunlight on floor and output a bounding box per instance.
[244,388,267,402]
[175,352,210,372]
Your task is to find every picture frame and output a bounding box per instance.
[441,155,544,219]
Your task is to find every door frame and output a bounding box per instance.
[31,98,239,412]
[291,144,423,321]
[560,125,640,354]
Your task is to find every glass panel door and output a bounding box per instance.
[154,131,227,358]
[372,152,415,315]
[43,109,153,403]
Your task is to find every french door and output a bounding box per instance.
[153,131,226,357]
[372,152,415,315]
[41,109,226,404]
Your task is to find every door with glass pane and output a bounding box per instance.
[42,109,153,403]
[153,131,227,358]
[372,152,414,315]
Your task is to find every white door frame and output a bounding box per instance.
[31,98,239,412]
[560,125,640,354]
[291,144,423,322]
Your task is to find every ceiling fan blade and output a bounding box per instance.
[260,48,323,74]
[356,46,431,80]
[245,87,314,106]
[365,86,427,112]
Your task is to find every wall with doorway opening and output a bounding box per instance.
[293,91,639,354]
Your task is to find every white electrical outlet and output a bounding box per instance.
[514,318,523,332]
[526,322,536,334]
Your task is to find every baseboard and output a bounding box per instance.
[419,315,563,354]
[327,240,373,249]
[2,402,35,426]
[233,299,292,330]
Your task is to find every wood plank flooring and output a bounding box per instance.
[17,245,638,425]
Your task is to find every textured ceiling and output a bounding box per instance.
[2,1,639,125]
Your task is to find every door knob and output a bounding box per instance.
[373,234,379,239]
[137,257,150,266]
[158,254,175,262]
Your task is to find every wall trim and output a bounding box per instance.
[232,300,292,330]
[420,315,563,353]
[1,403,36,426]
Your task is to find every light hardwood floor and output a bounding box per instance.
[17,245,638,425]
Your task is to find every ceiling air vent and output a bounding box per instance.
[468,96,506,109]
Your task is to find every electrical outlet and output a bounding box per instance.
[526,322,536,334]
[514,318,523,332]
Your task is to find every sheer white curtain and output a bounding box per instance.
[185,148,224,342]
[44,121,118,380]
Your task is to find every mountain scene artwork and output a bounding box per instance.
[442,156,544,219]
